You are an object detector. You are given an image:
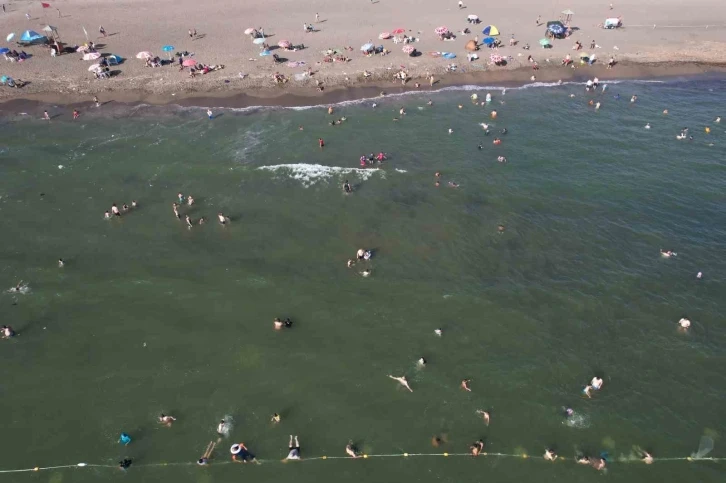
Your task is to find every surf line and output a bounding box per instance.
[0,454,723,474]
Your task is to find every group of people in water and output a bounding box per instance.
[103,200,137,219]
[170,193,230,227]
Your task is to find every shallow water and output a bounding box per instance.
[1,77,725,483]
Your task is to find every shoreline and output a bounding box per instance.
[2,61,725,111]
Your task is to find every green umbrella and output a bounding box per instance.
[539,38,551,46]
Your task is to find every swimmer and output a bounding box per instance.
[663,109,669,115]
[583,385,593,398]
[361,269,372,277]
[356,248,366,260]
[187,196,194,206]
[576,455,590,465]
[285,435,301,460]
[417,357,427,367]
[500,128,507,135]
[299,125,304,130]
[58,258,65,268]
[435,181,440,187]
[198,441,216,465]
[641,450,654,464]
[497,225,505,233]
[645,123,651,129]
[343,180,352,194]
[448,181,459,188]
[678,317,691,329]
[284,318,293,328]
[427,100,433,106]
[271,413,281,423]
[590,377,603,390]
[131,200,137,208]
[475,409,490,425]
[400,108,406,116]
[198,217,206,225]
[217,212,227,225]
[716,117,721,123]
[231,442,256,463]
[570,94,576,98]
[589,100,594,106]
[431,436,443,447]
[593,458,606,471]
[363,250,372,260]
[461,379,472,392]
[470,440,485,456]
[458,105,463,109]
[491,110,497,119]
[118,459,132,470]
[595,102,601,110]
[660,249,675,258]
[173,203,180,219]
[1,325,16,339]
[177,193,184,203]
[544,449,558,461]
[434,328,442,336]
[565,407,574,417]
[328,106,333,115]
[479,122,489,130]
[448,128,453,134]
[158,414,177,426]
[185,215,193,228]
[273,318,284,330]
[478,143,483,150]
[217,420,227,436]
[697,271,703,279]
[122,203,129,212]
[493,138,501,145]
[631,95,637,103]
[497,156,507,163]
[388,375,413,392]
[347,259,355,268]
[345,441,360,458]
[111,203,120,216]
[372,103,377,108]
[104,211,111,219]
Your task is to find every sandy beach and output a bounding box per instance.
[1,0,726,106]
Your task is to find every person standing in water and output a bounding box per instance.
[461,379,472,392]
[285,435,301,460]
[343,180,352,193]
[217,212,227,225]
[172,203,180,219]
[318,138,325,149]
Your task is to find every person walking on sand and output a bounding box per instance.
[316,13,319,22]
[388,375,413,392]
[99,26,106,37]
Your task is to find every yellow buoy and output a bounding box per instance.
[705,127,711,133]
[363,454,369,459]
[33,467,39,472]
[444,452,449,457]
[404,453,409,457]
[322,456,327,460]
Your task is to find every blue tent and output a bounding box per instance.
[0,47,10,54]
[483,37,495,45]
[20,30,46,43]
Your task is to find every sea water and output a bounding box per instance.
[0,77,725,483]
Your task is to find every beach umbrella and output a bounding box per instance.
[442,52,456,59]
[42,25,58,33]
[434,26,449,35]
[482,25,499,36]
[562,9,575,15]
[483,37,495,45]
[539,38,551,47]
[244,28,256,35]
[0,47,9,54]
[88,63,101,71]
[83,52,101,61]
[76,45,89,52]
[162,45,174,52]
[20,30,46,42]
[579,52,589,58]
[259,50,272,56]
[182,59,197,66]
[402,45,415,54]
[278,40,291,48]
[379,32,391,40]
[136,51,153,59]
[490,54,503,62]
[253,38,265,44]
[465,40,477,51]
[0,75,8,84]
[361,43,374,51]
[6,33,15,42]
[392,28,406,35]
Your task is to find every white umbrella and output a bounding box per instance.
[253,38,265,44]
[76,45,89,52]
[136,51,153,59]
[6,33,15,42]
[88,63,101,71]
[83,52,101,61]
[244,28,256,35]
[42,25,58,33]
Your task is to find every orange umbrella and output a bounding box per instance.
[182,59,197,67]
[392,28,406,34]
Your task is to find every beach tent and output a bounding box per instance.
[19,30,47,43]
[604,17,622,29]
[483,37,495,45]
[482,25,499,36]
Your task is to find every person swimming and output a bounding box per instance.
[492,138,501,145]
[111,204,120,216]
[478,143,483,150]
[388,375,413,392]
[347,259,355,268]
[434,328,442,336]
[58,258,65,268]
[497,156,507,163]
[500,128,507,134]
[417,357,427,367]
[218,212,227,225]
[173,203,180,219]
[470,440,485,456]
[678,317,691,329]
[697,271,703,279]
[544,449,558,461]
[185,215,193,228]
[1,325,16,339]
[583,385,593,398]
[345,441,360,458]
[271,413,281,423]
[343,180,352,193]
[363,250,372,260]
[590,377,603,390]
[565,407,574,417]
[187,195,195,206]
[356,249,366,260]
[118,459,132,470]
[104,210,111,219]
[660,249,675,258]
[217,419,228,436]
[476,409,490,425]
[461,379,472,392]
[177,193,185,203]
[361,269,372,277]
[645,123,651,129]
[285,435,301,460]
[158,414,177,426]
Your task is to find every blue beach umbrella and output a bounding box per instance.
[0,47,10,54]
[0,75,8,84]
[161,45,174,51]
[482,25,499,36]
[442,52,456,59]
[483,37,495,46]
[20,30,46,43]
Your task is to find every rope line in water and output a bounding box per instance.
[0,453,723,474]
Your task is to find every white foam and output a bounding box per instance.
[257,163,383,187]
[395,168,408,173]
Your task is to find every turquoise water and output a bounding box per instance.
[1,77,725,483]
